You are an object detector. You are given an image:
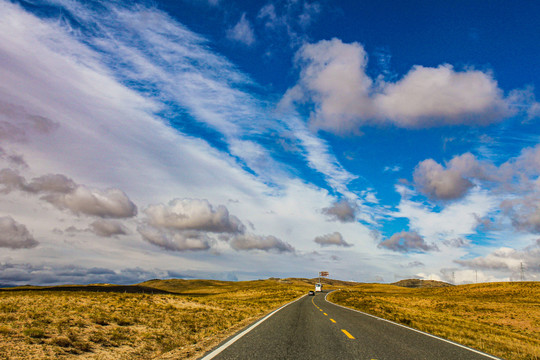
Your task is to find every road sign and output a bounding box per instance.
[319,271,329,277]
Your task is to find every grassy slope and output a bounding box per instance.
[0,279,311,359]
[328,282,540,360]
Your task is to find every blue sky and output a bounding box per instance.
[0,0,539,285]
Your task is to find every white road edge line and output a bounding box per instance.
[324,291,502,360]
[200,294,307,360]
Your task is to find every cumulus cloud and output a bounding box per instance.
[378,231,438,253]
[140,198,295,253]
[43,187,137,218]
[227,13,255,46]
[500,195,540,234]
[139,198,256,252]
[143,198,244,233]
[413,153,491,200]
[375,65,510,127]
[27,174,77,194]
[0,169,137,218]
[138,225,212,251]
[322,199,357,222]
[0,216,38,249]
[89,219,129,237]
[284,38,526,134]
[230,233,294,253]
[314,231,352,247]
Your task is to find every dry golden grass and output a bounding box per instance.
[0,279,311,359]
[328,282,540,360]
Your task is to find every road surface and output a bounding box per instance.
[201,291,500,360]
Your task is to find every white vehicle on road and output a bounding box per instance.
[315,283,322,292]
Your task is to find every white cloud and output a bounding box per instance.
[0,169,137,218]
[412,153,498,201]
[413,156,476,201]
[227,13,255,46]
[0,101,59,142]
[501,195,540,234]
[0,0,386,283]
[286,38,529,134]
[89,219,129,237]
[375,65,510,127]
[257,0,321,48]
[230,233,294,253]
[43,187,137,219]
[378,230,438,253]
[138,198,247,252]
[138,225,213,252]
[0,216,38,249]
[455,241,540,281]
[143,198,244,233]
[321,199,357,222]
[314,231,351,247]
[384,165,401,173]
[396,186,497,242]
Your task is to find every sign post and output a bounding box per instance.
[316,271,329,292]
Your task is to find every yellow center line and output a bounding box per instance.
[323,313,327,316]
[341,329,355,339]
[330,319,336,323]
[320,309,323,312]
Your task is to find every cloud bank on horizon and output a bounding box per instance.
[0,0,539,285]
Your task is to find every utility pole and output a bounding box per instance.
[452,271,455,285]
[475,269,478,284]
[520,262,524,282]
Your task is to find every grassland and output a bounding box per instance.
[328,282,540,360]
[0,279,311,359]
[2,279,538,360]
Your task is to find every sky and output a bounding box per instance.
[0,0,539,285]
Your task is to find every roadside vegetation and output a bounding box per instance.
[328,282,540,360]
[0,279,310,359]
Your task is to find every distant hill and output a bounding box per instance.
[392,279,452,288]
[1,277,357,294]
[278,278,360,289]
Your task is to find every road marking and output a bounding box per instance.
[323,312,328,316]
[311,297,319,310]
[320,309,323,311]
[341,329,355,339]
[201,295,307,360]
[330,319,336,323]
[324,291,502,360]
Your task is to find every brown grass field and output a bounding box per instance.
[328,282,540,360]
[1,279,538,359]
[0,279,312,359]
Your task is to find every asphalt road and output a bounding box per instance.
[201,291,501,360]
